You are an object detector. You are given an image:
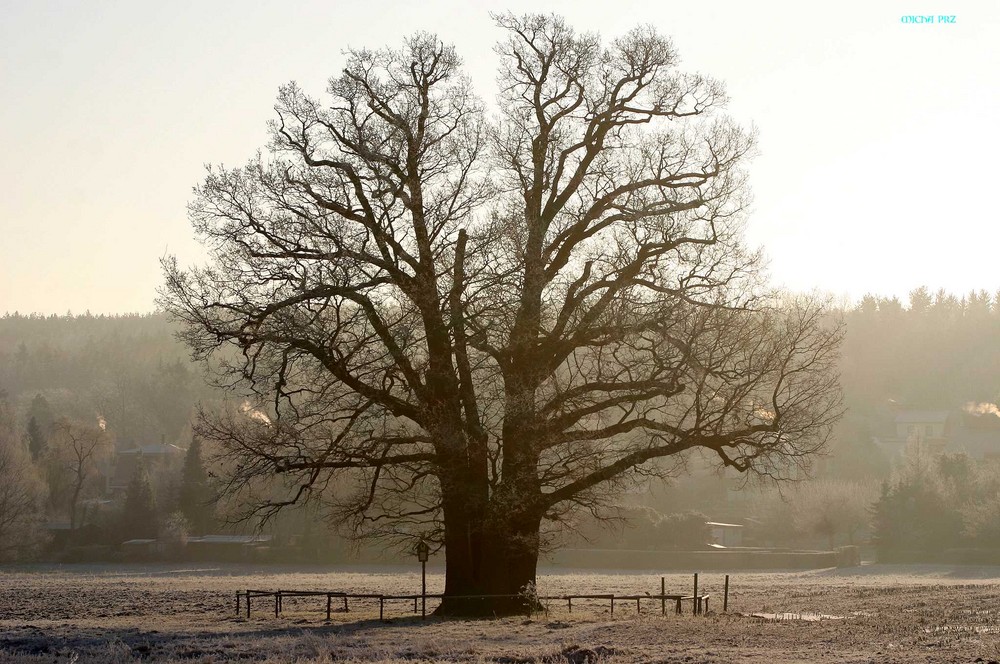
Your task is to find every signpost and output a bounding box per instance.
[416,539,429,619]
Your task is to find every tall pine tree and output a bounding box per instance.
[25,394,53,461]
[120,459,158,540]
[26,417,45,461]
[178,437,213,535]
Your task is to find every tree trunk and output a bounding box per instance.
[435,498,542,617]
[69,480,83,531]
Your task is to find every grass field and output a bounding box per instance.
[2,563,1000,662]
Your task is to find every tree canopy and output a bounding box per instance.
[162,13,842,614]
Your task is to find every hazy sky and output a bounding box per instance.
[2,0,998,314]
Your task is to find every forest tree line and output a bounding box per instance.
[2,287,1000,560]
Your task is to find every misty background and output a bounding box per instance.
[3,290,1000,562]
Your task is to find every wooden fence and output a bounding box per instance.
[235,573,727,620]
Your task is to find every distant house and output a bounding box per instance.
[185,534,272,561]
[873,410,953,462]
[706,521,743,548]
[122,534,273,562]
[873,409,1000,462]
[108,442,185,493]
[951,411,1000,461]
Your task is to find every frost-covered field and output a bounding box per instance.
[2,563,1000,662]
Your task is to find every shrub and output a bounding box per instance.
[657,511,710,550]
[871,454,1000,557]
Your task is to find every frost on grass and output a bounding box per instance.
[2,564,1000,662]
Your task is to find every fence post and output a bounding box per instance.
[610,596,614,616]
[236,591,240,617]
[326,594,332,620]
[693,573,698,615]
[661,577,666,616]
[724,575,729,613]
[246,591,251,619]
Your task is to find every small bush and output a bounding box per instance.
[656,511,711,550]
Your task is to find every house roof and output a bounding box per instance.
[187,535,272,545]
[949,421,1000,457]
[960,412,1000,430]
[118,444,185,456]
[108,444,186,490]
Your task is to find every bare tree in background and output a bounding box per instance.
[0,397,46,560]
[48,419,110,531]
[791,479,875,548]
[162,13,842,615]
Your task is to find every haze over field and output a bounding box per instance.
[2,0,1000,314]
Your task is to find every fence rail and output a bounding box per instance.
[235,573,726,620]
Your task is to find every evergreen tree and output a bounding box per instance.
[25,394,53,461]
[120,459,158,540]
[26,416,45,461]
[871,456,965,559]
[178,437,213,535]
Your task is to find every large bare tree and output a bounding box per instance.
[162,13,842,615]
[46,419,109,531]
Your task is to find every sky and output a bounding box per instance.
[1,0,998,315]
